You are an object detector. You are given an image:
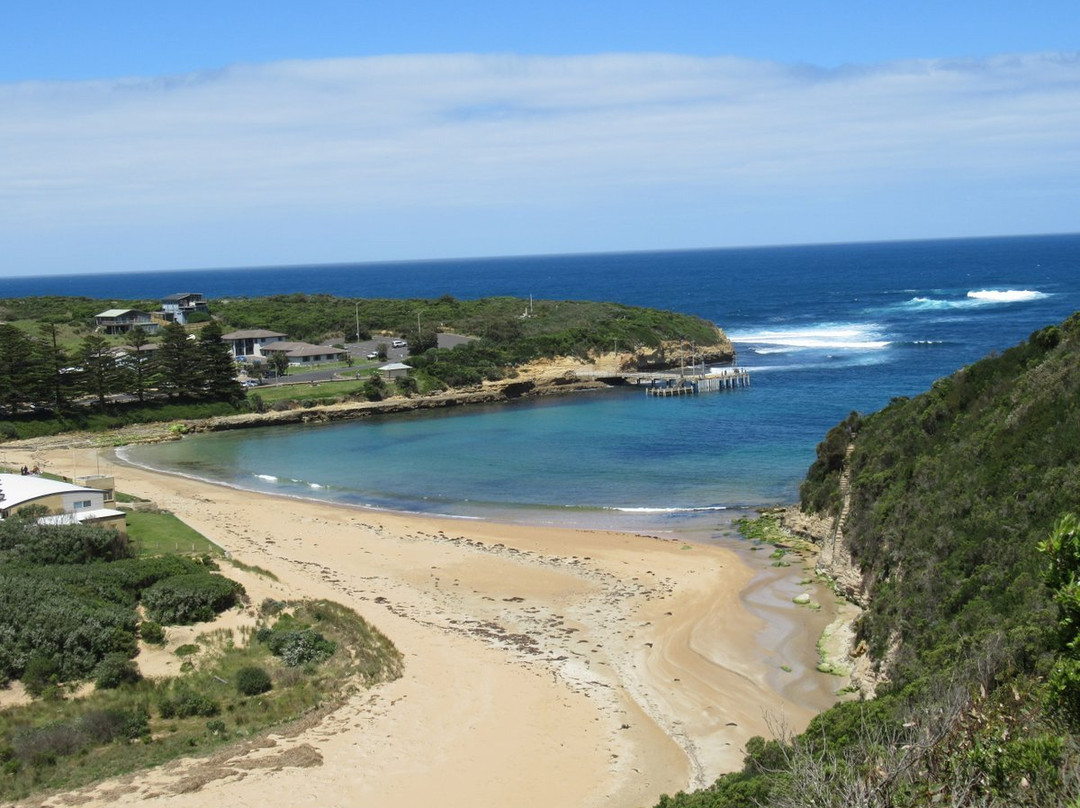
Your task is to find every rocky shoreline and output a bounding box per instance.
[200,369,612,434]
[1,363,618,452]
[777,500,886,699]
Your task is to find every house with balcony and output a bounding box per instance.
[94,309,158,335]
[160,292,209,325]
[220,329,288,360]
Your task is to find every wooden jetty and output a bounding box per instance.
[634,369,751,397]
[570,366,751,396]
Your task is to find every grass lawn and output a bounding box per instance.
[125,510,224,557]
[246,377,372,405]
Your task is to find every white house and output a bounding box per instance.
[220,329,288,359]
[0,473,126,535]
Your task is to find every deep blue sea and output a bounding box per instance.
[6,234,1078,532]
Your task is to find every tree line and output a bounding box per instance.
[0,320,242,417]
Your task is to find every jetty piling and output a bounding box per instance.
[637,368,750,397]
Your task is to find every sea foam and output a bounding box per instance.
[967,289,1048,303]
[730,323,889,352]
[611,505,728,514]
[901,289,1048,311]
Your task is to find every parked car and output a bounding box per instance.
[391,339,407,348]
[366,351,379,360]
[241,378,262,388]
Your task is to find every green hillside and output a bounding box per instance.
[659,313,1080,807]
[0,294,730,439]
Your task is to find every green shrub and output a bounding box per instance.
[79,707,147,743]
[260,598,285,616]
[139,620,165,644]
[158,687,220,719]
[21,654,60,698]
[94,653,141,689]
[0,519,131,565]
[235,665,272,696]
[264,628,336,667]
[141,572,244,625]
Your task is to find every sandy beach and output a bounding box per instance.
[3,441,845,808]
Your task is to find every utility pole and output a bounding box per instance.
[355,301,360,344]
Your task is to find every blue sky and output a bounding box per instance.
[2,1,1079,275]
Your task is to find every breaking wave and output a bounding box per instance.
[730,323,890,352]
[967,289,1048,303]
[900,289,1048,311]
[610,505,728,514]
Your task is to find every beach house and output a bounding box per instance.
[0,473,126,535]
[160,293,209,325]
[94,309,158,335]
[220,329,288,360]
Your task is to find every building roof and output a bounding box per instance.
[259,341,309,353]
[95,308,145,319]
[0,473,99,510]
[37,508,126,527]
[284,345,347,358]
[221,329,287,340]
[108,344,159,359]
[379,362,413,371]
[161,292,203,303]
[259,341,345,357]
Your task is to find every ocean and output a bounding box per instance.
[6,233,1078,533]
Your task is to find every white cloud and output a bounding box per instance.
[2,52,1078,273]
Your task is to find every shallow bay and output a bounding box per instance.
[111,234,1080,525]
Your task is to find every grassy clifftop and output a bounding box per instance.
[659,313,1080,807]
[807,314,1080,687]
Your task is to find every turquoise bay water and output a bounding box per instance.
[122,385,802,527]
[47,233,1074,530]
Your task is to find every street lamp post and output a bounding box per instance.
[355,301,360,345]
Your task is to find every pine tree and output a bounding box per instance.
[197,321,243,402]
[0,325,47,415]
[79,334,121,411]
[155,321,198,398]
[122,325,153,403]
[37,320,70,411]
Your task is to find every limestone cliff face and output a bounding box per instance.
[780,506,867,607]
[626,328,735,371]
[778,442,893,698]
